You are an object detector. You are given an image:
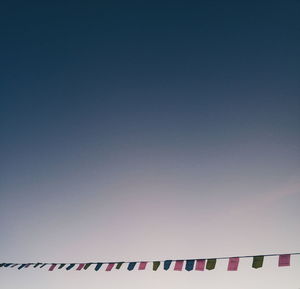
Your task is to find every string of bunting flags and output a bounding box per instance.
[1,253,299,272]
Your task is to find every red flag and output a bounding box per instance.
[174,260,184,271]
[138,262,147,270]
[105,263,115,271]
[278,254,290,267]
[227,257,239,271]
[76,264,85,271]
[195,259,205,271]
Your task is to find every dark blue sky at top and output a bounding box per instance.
[0,0,299,200]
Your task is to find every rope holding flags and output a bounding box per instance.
[1,252,299,273]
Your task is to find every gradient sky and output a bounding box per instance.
[1,1,300,288]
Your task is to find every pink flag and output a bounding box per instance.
[76,263,85,271]
[138,262,147,270]
[195,259,205,271]
[278,254,290,267]
[49,264,57,271]
[105,263,115,271]
[174,260,184,271]
[227,257,239,271]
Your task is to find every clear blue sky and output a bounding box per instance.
[0,1,299,288]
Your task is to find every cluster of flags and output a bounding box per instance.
[0,253,297,272]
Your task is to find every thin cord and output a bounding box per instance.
[3,252,300,265]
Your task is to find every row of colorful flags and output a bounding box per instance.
[1,253,298,272]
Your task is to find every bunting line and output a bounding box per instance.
[1,252,299,272]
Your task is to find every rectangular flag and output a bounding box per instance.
[227,257,239,271]
[153,261,160,271]
[76,263,85,271]
[18,264,26,270]
[83,263,92,270]
[252,256,264,269]
[138,262,147,270]
[49,264,57,271]
[127,262,136,271]
[106,263,115,271]
[206,259,216,270]
[94,263,102,271]
[66,264,76,270]
[185,260,195,271]
[163,260,172,270]
[195,259,205,271]
[278,254,290,267]
[174,260,184,271]
[116,262,124,270]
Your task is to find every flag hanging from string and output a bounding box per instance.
[195,259,205,271]
[127,262,136,271]
[94,263,102,271]
[83,263,91,270]
[252,256,264,269]
[174,260,184,271]
[163,260,172,270]
[185,260,195,271]
[76,264,85,271]
[227,257,239,271]
[49,264,56,271]
[278,254,290,267]
[206,259,216,270]
[138,262,147,270]
[152,261,160,271]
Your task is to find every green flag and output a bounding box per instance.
[206,259,216,270]
[153,261,160,271]
[83,263,92,270]
[116,262,124,269]
[252,256,264,269]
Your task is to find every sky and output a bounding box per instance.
[0,1,300,288]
